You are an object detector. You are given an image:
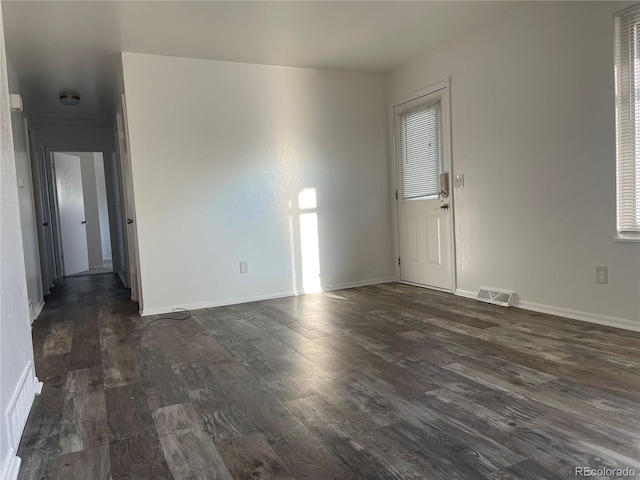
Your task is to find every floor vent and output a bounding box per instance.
[475,287,514,307]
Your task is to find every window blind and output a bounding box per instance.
[400,102,442,200]
[615,6,640,235]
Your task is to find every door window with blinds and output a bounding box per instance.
[615,6,640,238]
[399,101,442,200]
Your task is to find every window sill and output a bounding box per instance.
[615,235,640,243]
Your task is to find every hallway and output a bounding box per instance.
[18,274,135,478]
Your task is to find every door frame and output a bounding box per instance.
[116,94,143,312]
[52,152,90,276]
[26,127,52,294]
[48,151,66,279]
[390,78,457,293]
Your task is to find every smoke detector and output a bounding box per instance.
[59,90,80,106]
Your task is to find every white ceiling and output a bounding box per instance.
[2,1,519,126]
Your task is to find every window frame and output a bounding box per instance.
[614,5,640,240]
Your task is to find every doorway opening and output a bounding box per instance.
[52,152,113,277]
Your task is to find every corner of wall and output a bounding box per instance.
[0,2,39,475]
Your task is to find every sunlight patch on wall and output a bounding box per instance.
[298,188,321,293]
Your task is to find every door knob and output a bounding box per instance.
[42,222,49,227]
[81,220,87,224]
[127,218,134,224]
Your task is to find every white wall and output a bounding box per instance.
[388,2,640,326]
[94,152,112,261]
[0,2,38,476]
[121,52,393,314]
[8,59,43,319]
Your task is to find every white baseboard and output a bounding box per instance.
[455,288,476,299]
[32,299,45,320]
[1,449,21,480]
[118,271,129,288]
[454,289,640,332]
[142,290,302,316]
[141,276,397,317]
[34,379,43,395]
[401,281,451,293]
[512,298,640,332]
[323,276,397,292]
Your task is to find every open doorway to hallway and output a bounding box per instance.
[52,151,112,277]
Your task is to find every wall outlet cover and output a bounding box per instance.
[240,261,248,274]
[596,266,608,284]
[455,174,464,188]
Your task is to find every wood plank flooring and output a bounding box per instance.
[18,274,640,479]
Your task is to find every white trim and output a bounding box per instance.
[615,235,640,243]
[32,299,45,320]
[118,271,129,288]
[454,288,476,299]
[1,449,21,480]
[454,289,640,332]
[391,78,457,294]
[512,299,640,333]
[141,276,397,316]
[391,79,449,109]
[142,291,304,316]
[323,276,397,292]
[444,82,457,294]
[34,379,43,395]
[616,3,640,17]
[402,281,452,293]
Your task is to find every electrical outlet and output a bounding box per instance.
[596,266,608,284]
[455,174,464,188]
[239,261,248,274]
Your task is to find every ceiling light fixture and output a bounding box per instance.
[59,91,80,106]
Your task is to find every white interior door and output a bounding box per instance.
[27,128,51,293]
[117,95,143,310]
[54,152,89,276]
[395,84,454,291]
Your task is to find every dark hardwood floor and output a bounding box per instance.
[17,274,640,479]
